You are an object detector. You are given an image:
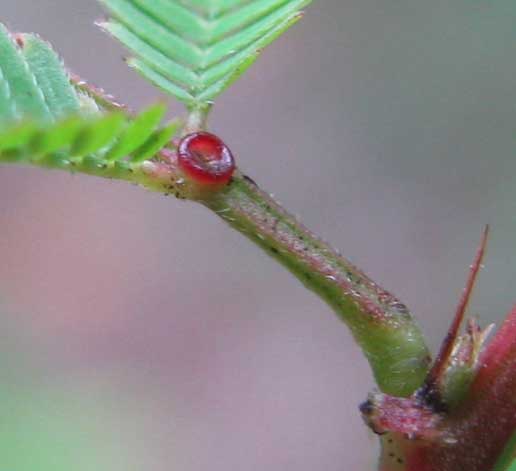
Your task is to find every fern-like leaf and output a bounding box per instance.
[0,103,187,197]
[0,22,187,195]
[98,0,311,108]
[0,104,180,179]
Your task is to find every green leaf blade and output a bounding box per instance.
[127,58,195,103]
[0,24,52,123]
[206,0,293,43]
[0,108,181,182]
[0,123,39,152]
[20,34,81,120]
[130,119,180,162]
[70,113,126,156]
[197,52,259,102]
[0,22,81,127]
[99,0,202,67]
[131,0,207,43]
[99,0,312,107]
[201,0,308,67]
[182,0,247,19]
[200,11,302,94]
[99,22,198,87]
[104,103,168,160]
[30,117,84,158]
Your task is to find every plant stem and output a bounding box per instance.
[9,135,431,396]
[183,104,212,135]
[55,78,432,396]
[203,172,431,396]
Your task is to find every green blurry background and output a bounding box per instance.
[1,1,516,470]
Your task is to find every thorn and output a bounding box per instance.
[425,225,490,391]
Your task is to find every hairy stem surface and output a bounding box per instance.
[203,173,431,396]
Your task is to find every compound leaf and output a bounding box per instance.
[0,105,181,182]
[98,0,311,108]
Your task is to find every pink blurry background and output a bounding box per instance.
[2,1,516,470]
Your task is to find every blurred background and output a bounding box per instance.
[1,0,516,469]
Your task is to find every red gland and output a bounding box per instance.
[177,132,235,185]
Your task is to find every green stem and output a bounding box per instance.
[7,88,431,395]
[493,431,516,471]
[183,104,212,135]
[9,155,431,396]
[203,173,431,396]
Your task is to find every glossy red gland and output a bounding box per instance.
[177,132,235,185]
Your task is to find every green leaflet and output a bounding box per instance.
[0,23,184,193]
[129,119,180,162]
[0,24,81,124]
[0,105,181,180]
[98,0,311,108]
[19,34,82,119]
[104,103,167,160]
